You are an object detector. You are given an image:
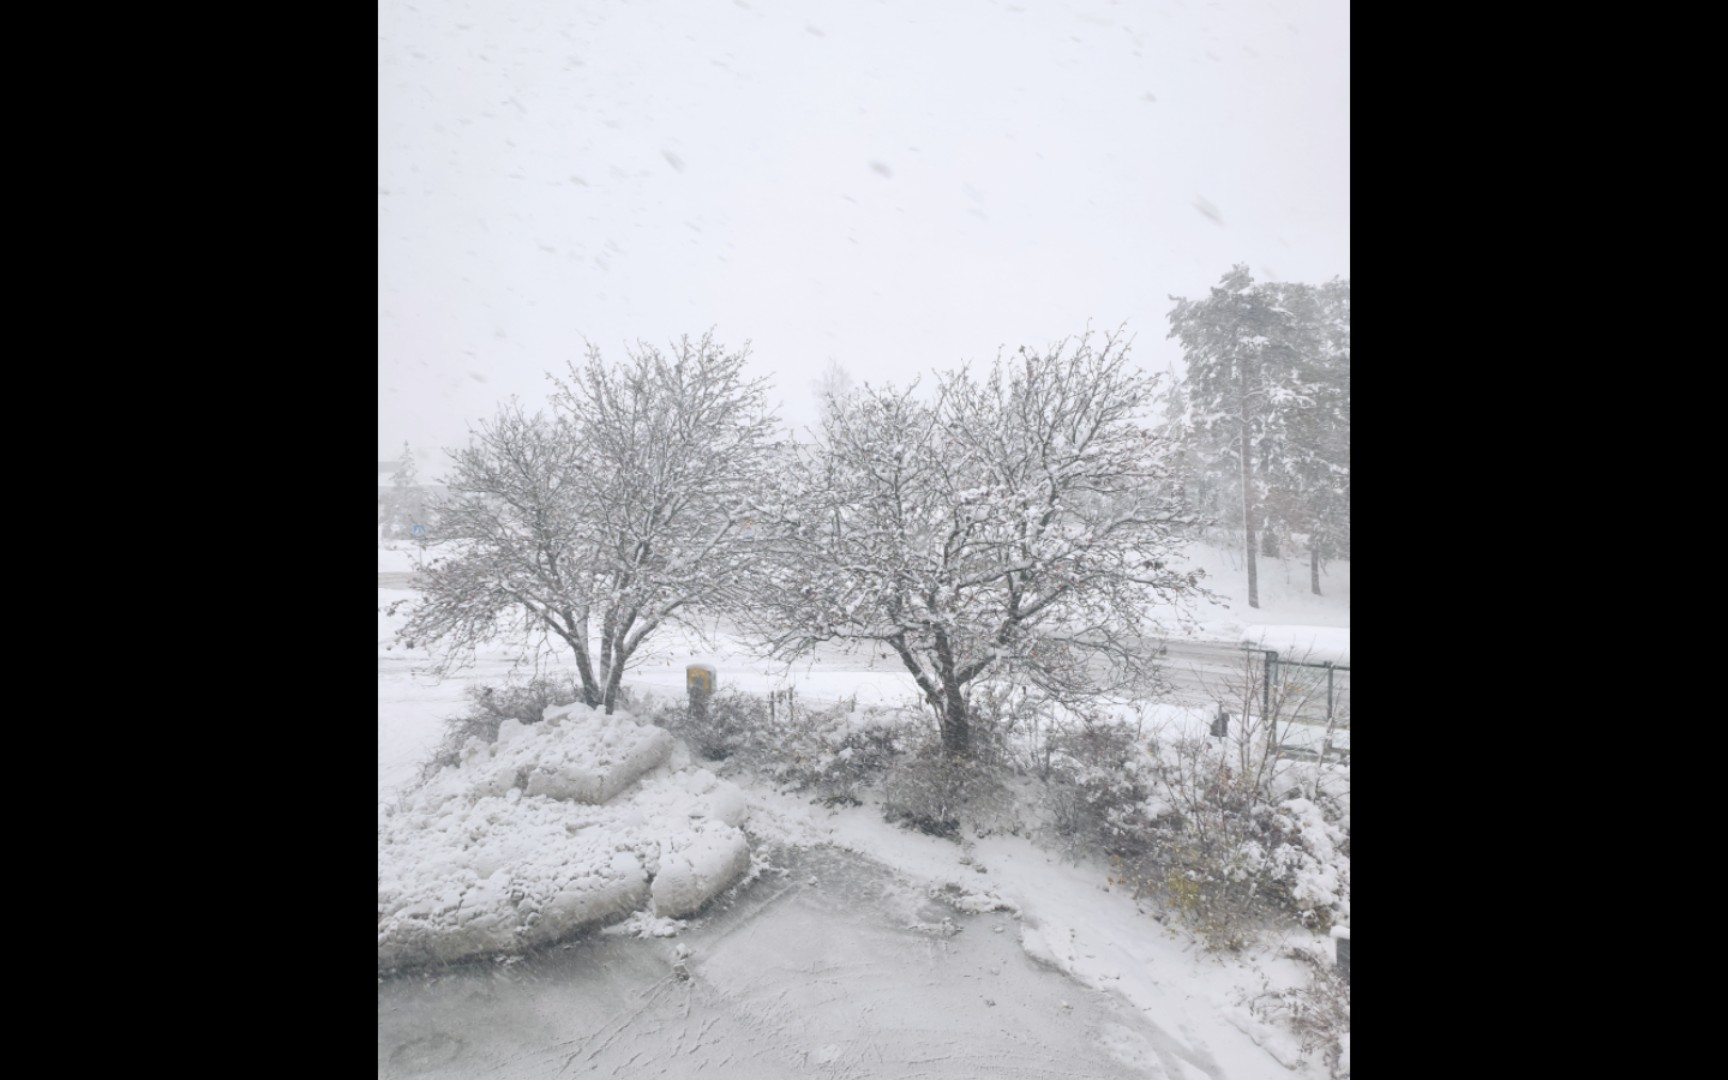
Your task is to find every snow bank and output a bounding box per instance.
[378,704,751,973]
[1239,624,1350,665]
[650,823,753,918]
[376,794,651,971]
[515,703,674,803]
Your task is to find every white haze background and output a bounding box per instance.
[378,0,1349,458]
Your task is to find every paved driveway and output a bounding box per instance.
[379,845,1209,1079]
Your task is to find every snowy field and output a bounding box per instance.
[378,538,1349,1079]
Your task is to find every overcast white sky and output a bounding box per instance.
[379,0,1349,465]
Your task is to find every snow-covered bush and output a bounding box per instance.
[1245,946,1351,1078]
[1039,718,1161,856]
[771,701,904,802]
[1124,733,1351,950]
[650,690,911,805]
[1264,797,1350,930]
[654,688,763,761]
[418,674,594,784]
[961,688,1168,858]
[961,680,1056,772]
[882,741,1010,841]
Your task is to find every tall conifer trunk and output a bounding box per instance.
[1239,358,1259,609]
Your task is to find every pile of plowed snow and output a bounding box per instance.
[378,702,751,973]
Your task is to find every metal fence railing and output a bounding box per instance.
[1263,651,1350,730]
[1247,648,1350,763]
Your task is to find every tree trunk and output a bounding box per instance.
[930,627,973,757]
[602,665,625,714]
[572,648,601,707]
[1239,364,1259,609]
[569,624,601,707]
[1310,542,1323,596]
[601,641,628,714]
[1261,525,1279,559]
[940,692,972,757]
[884,635,974,758]
[598,620,616,681]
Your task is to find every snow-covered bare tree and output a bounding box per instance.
[750,330,1209,758]
[393,333,777,712]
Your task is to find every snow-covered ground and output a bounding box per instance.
[1173,542,1350,640]
[378,538,1347,796]
[378,539,1348,1078]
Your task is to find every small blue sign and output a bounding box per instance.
[410,523,427,538]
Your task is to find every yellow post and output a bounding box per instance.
[686,664,716,696]
[686,663,716,724]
